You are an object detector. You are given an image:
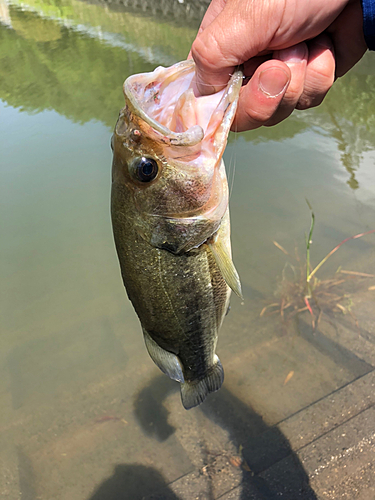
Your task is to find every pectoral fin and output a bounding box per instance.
[208,240,243,299]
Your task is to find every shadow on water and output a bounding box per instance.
[202,388,317,499]
[129,305,375,500]
[296,318,373,376]
[87,464,180,500]
[131,375,318,500]
[17,447,38,500]
[134,375,177,441]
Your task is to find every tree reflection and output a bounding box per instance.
[310,68,375,190]
[237,62,375,190]
[1,0,375,190]
[0,6,157,126]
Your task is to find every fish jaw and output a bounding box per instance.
[112,60,242,252]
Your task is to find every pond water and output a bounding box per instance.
[1,1,375,498]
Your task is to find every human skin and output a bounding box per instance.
[191,0,367,131]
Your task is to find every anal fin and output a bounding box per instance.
[143,330,184,383]
[180,355,224,410]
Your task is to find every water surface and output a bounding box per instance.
[1,1,375,498]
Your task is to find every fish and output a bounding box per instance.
[111,59,242,409]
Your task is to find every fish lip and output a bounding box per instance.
[123,60,243,148]
[124,60,204,147]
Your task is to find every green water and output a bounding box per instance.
[1,1,375,498]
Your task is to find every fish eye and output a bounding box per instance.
[129,156,159,183]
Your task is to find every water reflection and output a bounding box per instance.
[0,6,155,126]
[85,0,210,28]
[11,7,62,41]
[0,0,11,25]
[2,0,375,178]
[296,66,375,191]
[2,0,375,191]
[231,60,375,190]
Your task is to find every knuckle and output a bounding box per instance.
[245,108,274,126]
[297,80,332,109]
[306,56,335,91]
[282,86,303,105]
[297,92,327,110]
[191,31,225,72]
[265,107,294,127]
[296,66,334,110]
[191,36,213,68]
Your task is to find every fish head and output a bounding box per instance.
[112,60,242,253]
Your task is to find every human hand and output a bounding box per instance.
[191,0,367,131]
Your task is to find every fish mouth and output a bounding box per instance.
[124,59,242,153]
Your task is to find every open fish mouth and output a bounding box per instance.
[124,59,242,154]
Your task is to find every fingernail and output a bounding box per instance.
[275,44,307,63]
[259,68,289,97]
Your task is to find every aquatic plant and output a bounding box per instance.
[261,204,375,329]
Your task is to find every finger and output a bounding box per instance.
[191,0,284,95]
[187,0,226,59]
[233,60,291,132]
[297,34,335,110]
[197,0,227,33]
[191,0,349,96]
[327,0,367,77]
[265,42,308,126]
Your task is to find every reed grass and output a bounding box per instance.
[261,205,375,329]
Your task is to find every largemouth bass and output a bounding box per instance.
[111,60,242,409]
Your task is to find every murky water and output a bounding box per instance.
[1,1,375,498]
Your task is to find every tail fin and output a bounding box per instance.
[180,356,224,410]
